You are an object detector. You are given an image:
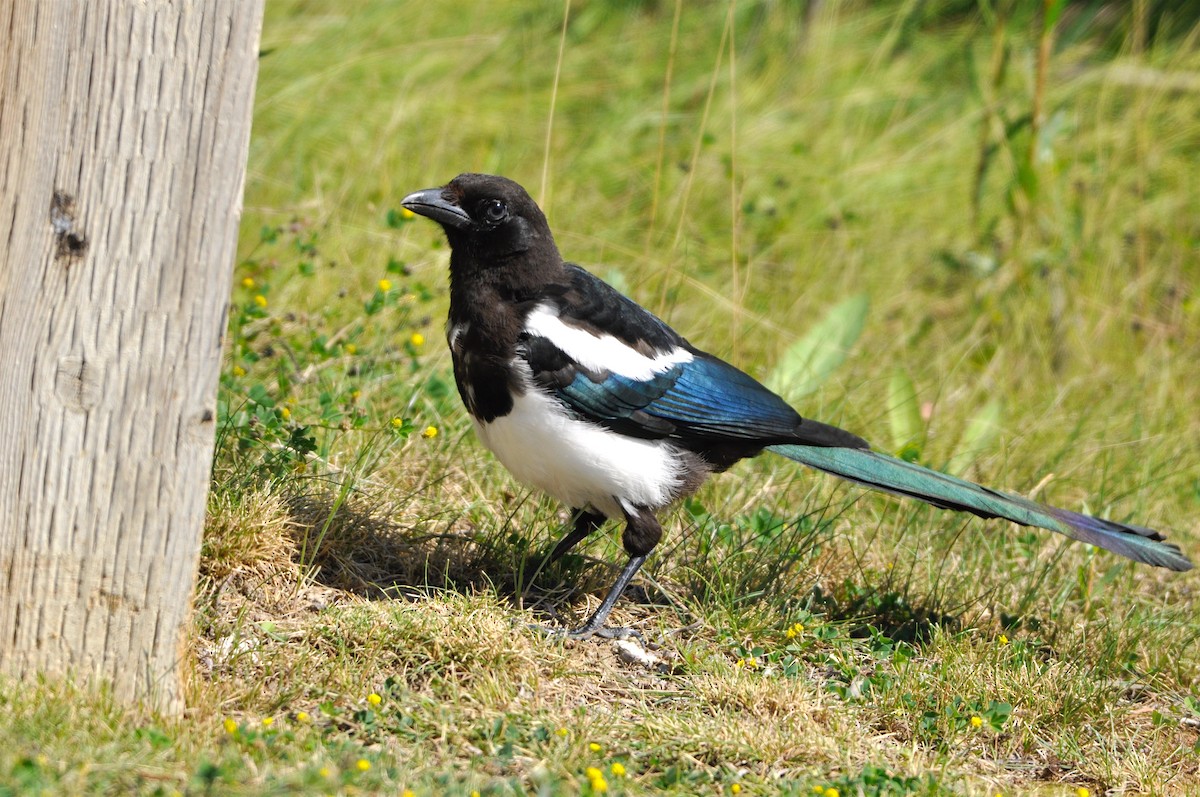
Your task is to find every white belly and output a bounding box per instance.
[473,387,685,519]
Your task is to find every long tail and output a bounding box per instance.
[767,444,1192,571]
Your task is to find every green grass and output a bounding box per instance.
[5,1,1200,794]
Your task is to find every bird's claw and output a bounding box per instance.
[591,625,644,641]
[526,622,644,642]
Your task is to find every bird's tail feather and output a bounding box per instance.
[767,444,1192,572]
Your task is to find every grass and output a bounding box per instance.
[4,1,1200,794]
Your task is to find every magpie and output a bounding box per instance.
[401,173,1192,639]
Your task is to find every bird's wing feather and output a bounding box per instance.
[522,267,866,448]
[546,352,802,440]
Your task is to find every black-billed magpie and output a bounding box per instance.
[401,173,1192,639]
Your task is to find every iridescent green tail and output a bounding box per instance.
[767,444,1192,571]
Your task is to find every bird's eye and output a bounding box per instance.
[478,199,508,224]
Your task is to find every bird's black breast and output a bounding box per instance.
[448,321,525,423]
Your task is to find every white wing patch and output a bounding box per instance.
[524,304,692,379]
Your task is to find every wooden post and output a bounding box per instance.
[0,1,263,712]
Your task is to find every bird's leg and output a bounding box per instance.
[548,509,606,566]
[563,504,662,640]
[565,553,648,639]
[530,504,661,640]
[521,509,605,611]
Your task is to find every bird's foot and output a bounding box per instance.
[590,624,643,641]
[527,622,644,642]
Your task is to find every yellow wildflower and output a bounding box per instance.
[824,789,840,797]
[590,775,608,793]
[231,365,246,377]
[402,791,415,797]
[589,742,602,752]
[261,716,274,727]
[253,294,267,307]
[223,718,238,734]
[586,767,603,780]
[786,622,805,639]
[998,634,1009,645]
[318,767,331,778]
[731,784,742,794]
[279,407,291,420]
[1076,789,1090,797]
[390,417,404,429]
[400,207,416,220]
[555,727,568,737]
[296,711,310,723]
[350,389,362,401]
[610,762,625,777]
[241,276,255,289]
[410,331,425,347]
[367,692,382,706]
[356,758,371,772]
[378,279,392,292]
[345,343,357,355]
[970,715,983,728]
[422,425,438,439]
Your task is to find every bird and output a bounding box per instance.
[401,172,1192,639]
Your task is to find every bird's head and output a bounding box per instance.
[401,174,558,268]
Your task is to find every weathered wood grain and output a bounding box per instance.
[0,1,264,712]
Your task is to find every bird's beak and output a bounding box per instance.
[401,187,472,230]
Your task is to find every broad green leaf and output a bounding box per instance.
[1015,157,1039,202]
[947,399,1004,476]
[887,368,923,460]
[766,294,869,401]
[1043,0,1065,32]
